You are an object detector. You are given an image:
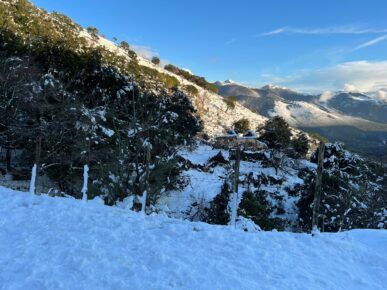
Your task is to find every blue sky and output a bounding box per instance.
[32,0,387,92]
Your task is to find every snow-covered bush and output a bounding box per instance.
[0,19,202,206]
[298,143,386,231]
[206,181,231,225]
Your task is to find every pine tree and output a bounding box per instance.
[259,116,291,150]
[206,181,231,225]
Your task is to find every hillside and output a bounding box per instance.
[0,0,265,137]
[0,0,263,210]
[86,33,266,136]
[156,141,385,231]
[1,186,386,290]
[215,81,387,159]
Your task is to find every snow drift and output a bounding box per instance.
[0,186,386,289]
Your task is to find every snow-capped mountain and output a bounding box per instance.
[215,81,387,158]
[322,91,387,123]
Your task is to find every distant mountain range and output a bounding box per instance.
[215,81,387,160]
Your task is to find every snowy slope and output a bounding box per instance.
[216,81,387,131]
[270,100,387,131]
[79,31,266,136]
[1,187,386,290]
[158,143,312,224]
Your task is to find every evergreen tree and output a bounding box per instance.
[206,181,231,225]
[233,118,250,134]
[291,133,309,158]
[298,143,386,231]
[86,26,99,39]
[259,116,291,149]
[151,56,160,65]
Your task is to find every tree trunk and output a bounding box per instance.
[5,148,11,172]
[35,134,42,166]
[312,141,325,233]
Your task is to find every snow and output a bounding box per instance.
[178,143,228,166]
[270,100,387,131]
[159,143,311,223]
[100,126,114,137]
[29,164,37,195]
[157,167,226,217]
[81,164,89,201]
[229,191,238,227]
[156,144,230,217]
[141,190,147,213]
[0,186,386,290]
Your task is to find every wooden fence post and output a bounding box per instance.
[230,146,240,228]
[312,141,325,232]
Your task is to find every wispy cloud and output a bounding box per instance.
[355,34,387,50]
[132,45,158,59]
[225,38,237,45]
[262,25,387,36]
[260,60,387,92]
[132,45,170,66]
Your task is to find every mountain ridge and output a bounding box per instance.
[215,81,387,159]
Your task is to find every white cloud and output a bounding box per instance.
[131,45,170,67]
[373,89,387,103]
[182,68,193,75]
[264,60,387,92]
[262,25,387,36]
[343,83,360,92]
[355,34,387,50]
[131,45,158,60]
[319,90,335,103]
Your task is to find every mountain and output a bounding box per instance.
[324,91,387,123]
[215,81,387,159]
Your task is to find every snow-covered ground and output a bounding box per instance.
[1,186,386,290]
[158,143,315,225]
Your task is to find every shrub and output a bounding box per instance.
[164,64,218,93]
[86,26,99,39]
[151,56,160,65]
[309,132,329,144]
[183,84,199,96]
[119,41,137,60]
[206,181,231,225]
[223,96,236,111]
[233,118,250,134]
[259,116,291,149]
[291,133,309,158]
[164,64,180,74]
[119,41,130,51]
[238,191,281,230]
[163,75,180,89]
